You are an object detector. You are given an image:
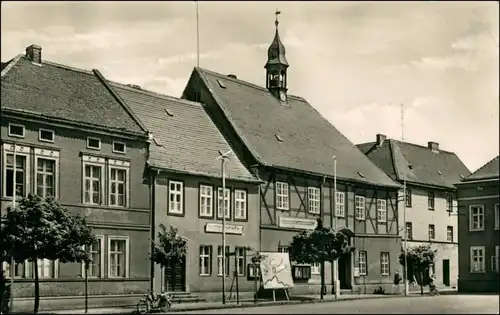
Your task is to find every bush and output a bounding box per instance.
[0,271,11,314]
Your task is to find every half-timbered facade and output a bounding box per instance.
[181,19,402,294]
[456,156,499,293]
[1,45,151,311]
[358,134,471,291]
[108,81,262,300]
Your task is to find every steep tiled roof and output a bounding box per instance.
[463,156,499,181]
[1,55,145,134]
[109,82,259,183]
[357,139,471,189]
[192,67,400,188]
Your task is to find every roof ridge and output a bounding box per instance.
[1,54,23,78]
[110,80,203,108]
[467,155,499,178]
[42,59,95,75]
[391,139,456,155]
[196,67,306,102]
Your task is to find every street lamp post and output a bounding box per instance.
[332,156,340,298]
[217,150,232,305]
[10,145,17,312]
[403,171,409,296]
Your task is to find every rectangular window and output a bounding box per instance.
[109,168,127,207]
[292,265,311,280]
[236,247,246,276]
[335,191,345,217]
[168,181,184,215]
[234,189,247,220]
[428,191,435,210]
[495,204,499,230]
[36,259,57,278]
[311,263,320,275]
[405,222,413,240]
[36,158,56,198]
[2,261,28,278]
[108,237,129,278]
[5,153,27,197]
[199,245,212,276]
[84,164,103,205]
[112,141,126,154]
[217,187,231,219]
[87,137,101,150]
[405,187,412,208]
[358,251,367,276]
[217,246,230,276]
[8,123,25,138]
[470,246,485,273]
[428,224,435,240]
[492,245,499,273]
[469,205,484,231]
[308,187,320,214]
[380,252,390,276]
[278,246,290,253]
[446,194,453,212]
[355,196,365,220]
[447,226,453,242]
[199,185,213,217]
[39,128,54,142]
[276,181,289,210]
[82,236,104,278]
[377,199,387,223]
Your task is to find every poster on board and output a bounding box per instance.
[259,252,294,289]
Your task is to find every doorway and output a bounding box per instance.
[164,257,186,292]
[338,254,351,289]
[442,259,450,287]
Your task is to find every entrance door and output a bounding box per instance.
[442,259,450,287]
[338,254,350,289]
[165,258,186,292]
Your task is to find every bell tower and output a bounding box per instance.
[265,10,289,103]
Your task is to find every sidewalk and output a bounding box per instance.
[45,293,415,314]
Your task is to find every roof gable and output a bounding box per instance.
[193,67,400,188]
[464,155,499,181]
[109,82,258,182]
[1,56,145,134]
[357,139,471,189]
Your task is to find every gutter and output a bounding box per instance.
[455,177,500,185]
[148,165,264,185]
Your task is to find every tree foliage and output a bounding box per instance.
[399,244,437,295]
[289,218,354,300]
[0,194,96,313]
[151,224,187,268]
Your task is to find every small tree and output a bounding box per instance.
[399,244,437,295]
[289,218,354,300]
[249,250,267,302]
[150,224,187,292]
[0,194,95,314]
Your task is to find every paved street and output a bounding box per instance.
[175,295,499,314]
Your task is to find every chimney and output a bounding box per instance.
[26,44,42,64]
[428,141,439,152]
[376,134,387,146]
[227,74,237,79]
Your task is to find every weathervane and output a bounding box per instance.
[275,9,281,27]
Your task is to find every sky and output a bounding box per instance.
[1,1,498,172]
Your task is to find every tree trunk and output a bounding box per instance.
[34,259,40,314]
[419,272,424,296]
[320,260,325,300]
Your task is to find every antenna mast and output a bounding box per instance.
[401,103,404,141]
[196,1,200,67]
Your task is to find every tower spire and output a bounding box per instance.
[265,9,288,102]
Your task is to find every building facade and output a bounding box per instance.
[456,156,499,293]
[357,134,471,291]
[108,81,262,300]
[1,45,151,311]
[181,19,402,295]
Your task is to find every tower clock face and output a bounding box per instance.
[280,91,286,102]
